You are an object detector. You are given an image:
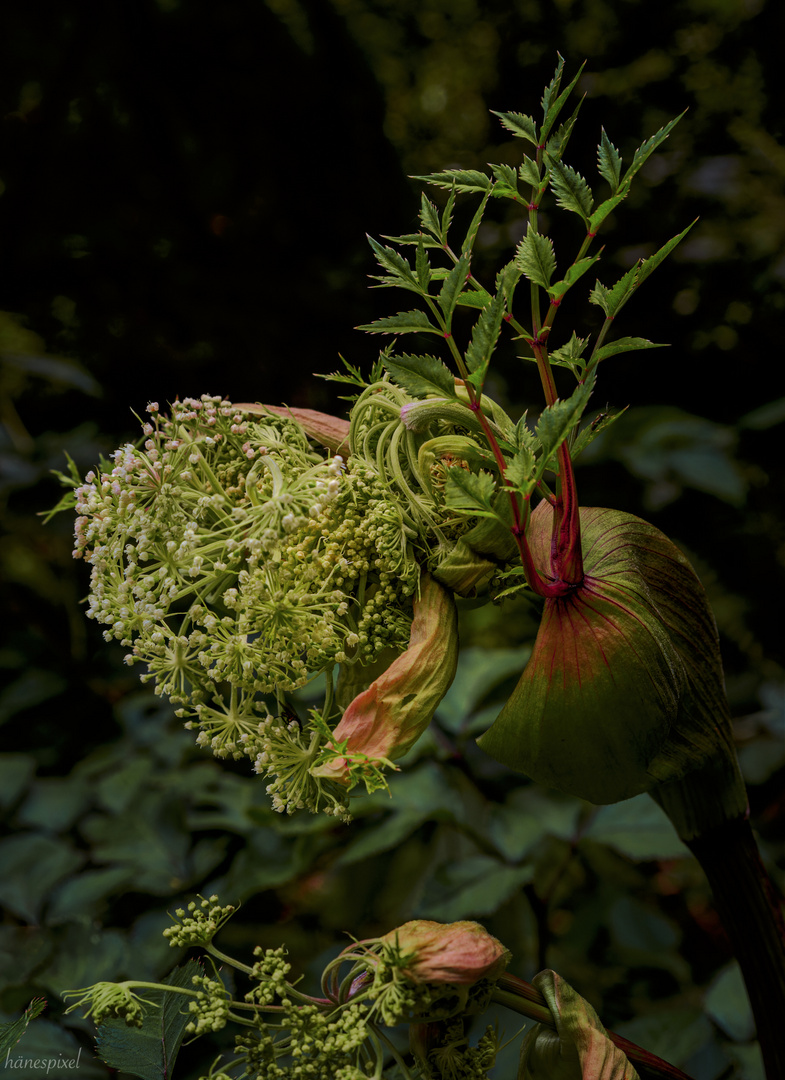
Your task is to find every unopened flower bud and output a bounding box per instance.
[382,920,510,987]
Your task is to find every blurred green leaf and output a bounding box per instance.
[0,671,67,727]
[0,754,35,809]
[39,924,128,995]
[0,835,84,922]
[47,868,137,926]
[0,1019,106,1079]
[18,777,91,831]
[705,963,756,1043]
[0,926,54,987]
[418,854,534,921]
[339,762,464,865]
[436,646,526,733]
[582,796,689,860]
[614,1008,715,1067]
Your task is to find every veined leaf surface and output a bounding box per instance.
[478,504,736,804]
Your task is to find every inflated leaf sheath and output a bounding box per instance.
[478,503,739,804]
[518,970,640,1079]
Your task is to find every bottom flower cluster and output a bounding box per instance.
[64,899,511,1080]
[63,895,647,1080]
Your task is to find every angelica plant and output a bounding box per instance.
[54,54,785,1078]
[65,896,692,1080]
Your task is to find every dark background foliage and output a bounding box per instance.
[1,1,783,1077]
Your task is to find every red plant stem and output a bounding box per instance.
[461,391,552,598]
[494,973,695,1080]
[686,816,785,1080]
[530,336,584,587]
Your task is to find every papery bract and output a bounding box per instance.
[312,573,458,785]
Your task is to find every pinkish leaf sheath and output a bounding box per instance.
[312,574,458,785]
[479,502,744,806]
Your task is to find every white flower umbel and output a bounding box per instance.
[70,396,419,815]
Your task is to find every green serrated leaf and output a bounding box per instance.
[593,337,668,364]
[535,377,594,470]
[498,259,524,313]
[465,288,506,384]
[541,58,586,143]
[437,252,471,324]
[366,235,419,291]
[519,157,541,187]
[597,128,623,192]
[588,265,639,318]
[637,220,697,286]
[382,353,457,399]
[588,192,627,234]
[545,98,584,163]
[621,111,687,192]
[588,223,693,321]
[456,289,493,309]
[419,192,443,240]
[514,410,537,453]
[461,190,491,256]
[492,110,539,146]
[548,253,602,300]
[380,231,443,248]
[356,310,439,335]
[490,162,520,200]
[540,54,565,124]
[547,157,594,221]
[516,227,556,290]
[570,406,628,459]
[548,332,590,374]
[415,235,431,290]
[444,468,497,517]
[505,445,536,489]
[318,353,383,393]
[95,963,201,1080]
[0,999,47,1056]
[441,186,456,238]
[413,169,492,194]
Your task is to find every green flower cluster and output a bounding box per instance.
[62,981,156,1027]
[415,1019,499,1080]
[186,973,231,1035]
[163,895,236,949]
[65,895,515,1080]
[69,395,420,816]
